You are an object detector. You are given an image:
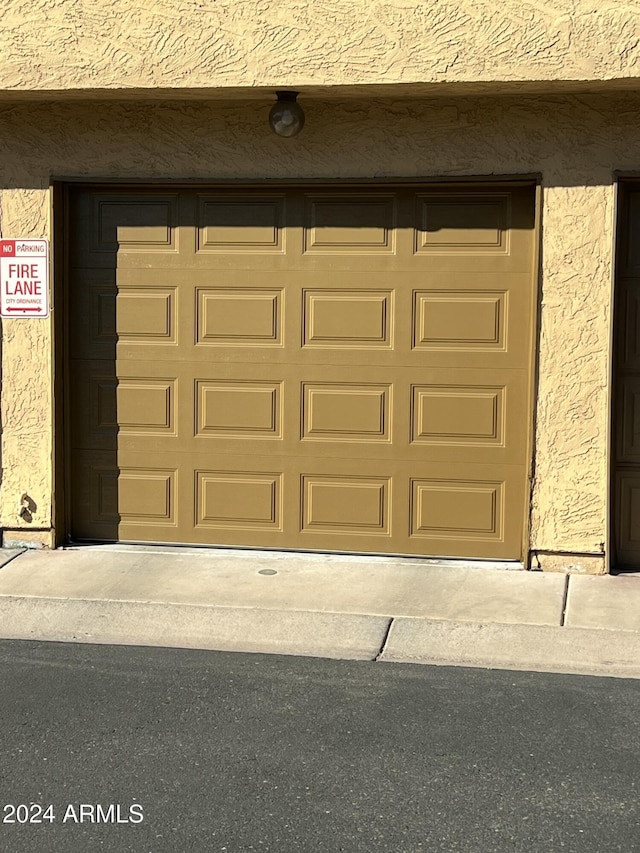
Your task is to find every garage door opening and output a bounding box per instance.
[64,182,537,559]
[612,180,640,569]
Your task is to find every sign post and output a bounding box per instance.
[0,239,49,318]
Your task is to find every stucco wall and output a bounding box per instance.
[0,93,633,561]
[1,2,640,93]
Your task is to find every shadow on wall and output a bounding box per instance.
[0,91,635,190]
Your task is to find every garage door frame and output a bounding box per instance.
[52,177,542,560]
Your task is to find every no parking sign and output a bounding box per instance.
[0,239,49,318]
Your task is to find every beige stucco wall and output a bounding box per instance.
[0,92,633,565]
[1,1,640,93]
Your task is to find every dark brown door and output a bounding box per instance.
[613,182,640,567]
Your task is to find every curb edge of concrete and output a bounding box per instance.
[1,597,640,678]
[0,596,390,661]
[380,617,640,679]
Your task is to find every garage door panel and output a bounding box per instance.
[196,286,284,348]
[616,280,640,371]
[69,184,536,558]
[94,197,178,254]
[301,474,391,537]
[171,455,523,556]
[84,272,529,370]
[411,277,531,362]
[115,287,178,343]
[116,468,177,525]
[69,272,116,360]
[196,193,286,255]
[71,359,180,450]
[414,193,511,256]
[70,451,119,539]
[405,460,523,558]
[618,191,640,276]
[303,193,397,255]
[413,289,506,351]
[69,361,118,450]
[411,479,503,544]
[195,469,283,533]
[132,363,525,464]
[409,201,534,274]
[112,379,176,438]
[70,191,186,269]
[409,379,526,464]
[616,375,640,462]
[302,288,394,350]
[301,381,392,444]
[70,451,179,540]
[615,472,640,565]
[195,378,284,440]
[70,451,524,557]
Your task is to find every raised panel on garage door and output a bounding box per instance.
[67,184,537,558]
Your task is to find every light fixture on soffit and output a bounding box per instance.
[269,91,305,137]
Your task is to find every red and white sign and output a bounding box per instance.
[0,239,49,318]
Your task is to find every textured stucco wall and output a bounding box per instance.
[0,187,51,540]
[1,1,640,93]
[0,93,634,560]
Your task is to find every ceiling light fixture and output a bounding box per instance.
[269,91,305,137]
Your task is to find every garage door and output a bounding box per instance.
[68,184,536,558]
[614,183,640,567]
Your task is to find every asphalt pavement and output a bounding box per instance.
[0,640,639,853]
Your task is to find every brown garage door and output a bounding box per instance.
[67,183,536,558]
[614,182,640,567]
